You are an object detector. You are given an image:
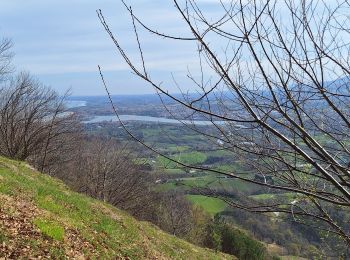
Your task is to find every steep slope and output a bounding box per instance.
[0,157,234,259]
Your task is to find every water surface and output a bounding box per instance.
[84,114,226,126]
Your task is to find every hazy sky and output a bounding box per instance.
[0,0,223,96]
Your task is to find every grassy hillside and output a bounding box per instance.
[0,157,234,259]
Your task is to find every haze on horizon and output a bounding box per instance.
[0,0,226,96]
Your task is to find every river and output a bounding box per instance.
[84,114,227,126]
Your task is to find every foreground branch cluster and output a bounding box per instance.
[98,0,350,245]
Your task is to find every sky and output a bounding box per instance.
[0,0,223,96]
[1,1,343,96]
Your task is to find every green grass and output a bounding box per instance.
[157,151,208,168]
[167,145,190,153]
[33,219,65,241]
[186,195,227,216]
[180,174,257,194]
[181,175,219,187]
[0,156,234,259]
[164,168,187,175]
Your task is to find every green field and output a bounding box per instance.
[186,195,227,216]
[157,151,208,168]
[180,174,258,194]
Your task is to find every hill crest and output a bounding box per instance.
[0,157,233,259]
